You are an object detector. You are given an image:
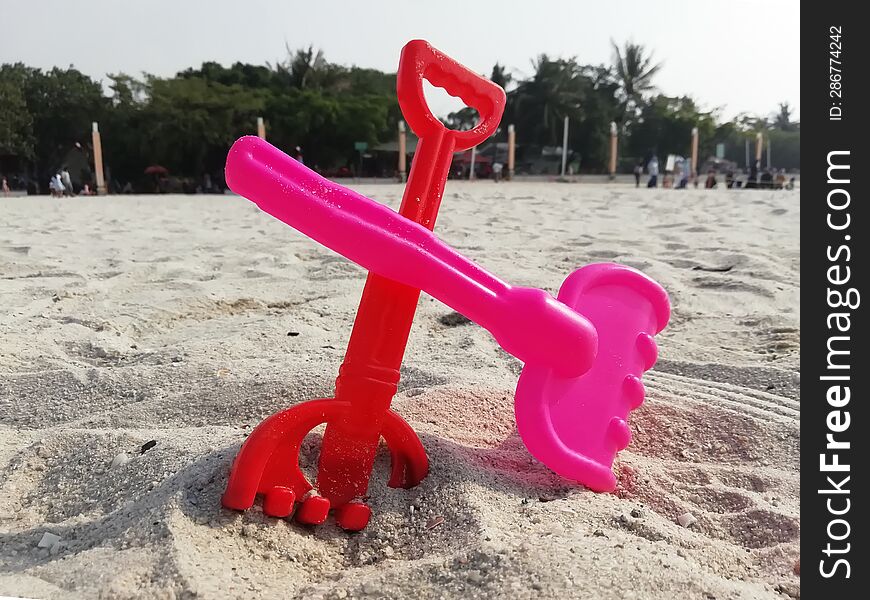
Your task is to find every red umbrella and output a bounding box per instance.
[144,165,169,175]
[452,150,492,164]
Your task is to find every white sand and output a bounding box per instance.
[0,183,799,599]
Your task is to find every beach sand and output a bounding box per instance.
[0,183,799,599]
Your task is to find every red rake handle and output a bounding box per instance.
[222,41,504,525]
[398,39,506,150]
[313,41,506,506]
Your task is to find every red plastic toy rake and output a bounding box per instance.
[222,40,506,530]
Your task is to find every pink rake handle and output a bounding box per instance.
[226,136,597,377]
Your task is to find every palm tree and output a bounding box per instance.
[446,106,478,130]
[773,102,797,131]
[510,55,587,145]
[490,63,512,90]
[738,113,770,132]
[611,40,662,119]
[275,44,326,89]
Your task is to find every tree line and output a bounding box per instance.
[1,42,799,191]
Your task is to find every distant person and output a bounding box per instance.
[492,161,503,182]
[646,156,659,188]
[775,169,786,190]
[705,170,718,189]
[1,176,9,196]
[60,167,74,196]
[786,176,796,190]
[295,146,304,165]
[633,162,643,187]
[745,161,759,189]
[49,173,65,197]
[674,159,689,189]
[725,170,735,189]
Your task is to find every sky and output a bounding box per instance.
[1,0,800,121]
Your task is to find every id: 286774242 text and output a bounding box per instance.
[828,26,844,121]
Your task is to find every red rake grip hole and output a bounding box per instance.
[422,65,492,117]
[397,39,505,150]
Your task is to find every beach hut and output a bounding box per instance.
[371,133,419,178]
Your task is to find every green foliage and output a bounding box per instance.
[768,129,800,169]
[266,89,393,168]
[145,76,267,174]
[503,57,624,168]
[0,73,34,159]
[179,62,275,90]
[490,63,512,90]
[0,43,799,184]
[0,64,106,176]
[569,65,622,167]
[445,107,478,131]
[772,102,798,132]
[508,55,587,146]
[705,106,800,170]
[282,45,327,90]
[628,95,716,159]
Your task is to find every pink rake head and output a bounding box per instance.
[515,264,670,491]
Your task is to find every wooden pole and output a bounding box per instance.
[507,124,515,180]
[257,117,266,140]
[397,120,407,183]
[560,116,569,177]
[755,132,763,164]
[91,122,106,195]
[690,126,699,185]
[469,145,476,180]
[608,121,618,179]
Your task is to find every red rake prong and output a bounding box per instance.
[335,502,372,531]
[382,409,429,488]
[222,399,345,511]
[262,486,296,518]
[295,495,331,525]
[258,436,310,497]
